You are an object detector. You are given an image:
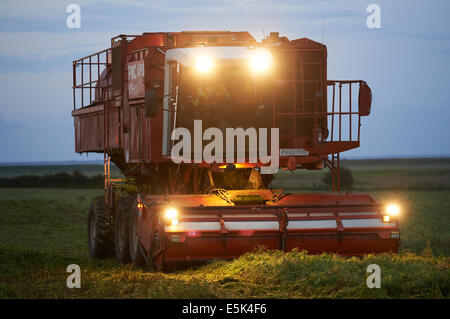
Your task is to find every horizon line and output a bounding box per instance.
[1,154,450,166]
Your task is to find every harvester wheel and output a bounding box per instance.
[129,203,146,266]
[114,196,135,263]
[87,196,114,259]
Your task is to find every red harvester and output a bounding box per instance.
[72,31,400,270]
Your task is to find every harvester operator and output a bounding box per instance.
[193,82,233,130]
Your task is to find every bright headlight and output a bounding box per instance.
[249,50,272,73]
[164,208,178,220]
[386,204,400,217]
[195,56,213,73]
[164,208,179,226]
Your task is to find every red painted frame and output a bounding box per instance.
[136,192,400,268]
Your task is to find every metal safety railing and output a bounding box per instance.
[72,48,113,205]
[72,48,111,110]
[272,79,364,144]
[327,80,364,143]
[326,80,366,192]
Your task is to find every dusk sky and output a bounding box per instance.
[0,0,449,162]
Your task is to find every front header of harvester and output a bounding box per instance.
[71,31,400,270]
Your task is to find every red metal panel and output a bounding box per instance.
[79,112,102,152]
[161,233,399,265]
[149,108,164,162]
[127,34,166,52]
[135,192,400,269]
[105,106,120,149]
[175,31,256,47]
[129,105,142,162]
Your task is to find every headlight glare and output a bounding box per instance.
[164,208,178,220]
[195,56,213,73]
[386,204,400,217]
[249,50,272,73]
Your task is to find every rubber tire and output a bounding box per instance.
[114,196,135,263]
[129,202,146,266]
[87,196,115,259]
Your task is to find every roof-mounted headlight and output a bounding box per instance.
[249,50,272,74]
[195,56,213,73]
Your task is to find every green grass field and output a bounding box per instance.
[272,157,450,191]
[0,159,449,298]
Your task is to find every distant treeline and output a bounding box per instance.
[0,170,104,188]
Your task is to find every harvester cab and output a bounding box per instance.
[164,46,272,131]
[71,31,399,270]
